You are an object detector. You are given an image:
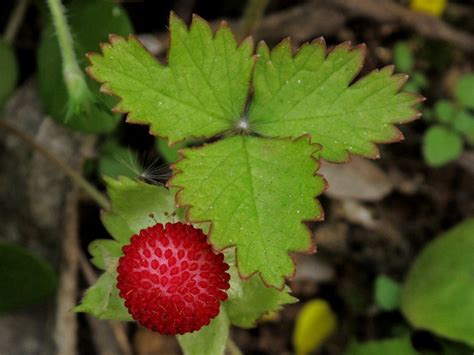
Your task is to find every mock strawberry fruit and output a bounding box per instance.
[117,222,230,335]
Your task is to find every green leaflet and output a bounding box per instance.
[0,242,56,313]
[87,14,253,143]
[98,140,142,180]
[223,250,296,328]
[455,74,474,109]
[102,176,182,243]
[225,270,296,328]
[401,219,474,347]
[74,271,132,321]
[422,125,463,167]
[249,40,420,162]
[171,136,324,288]
[374,275,401,311]
[88,239,123,271]
[177,310,230,355]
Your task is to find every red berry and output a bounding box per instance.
[117,222,230,335]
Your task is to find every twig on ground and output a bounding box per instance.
[326,0,474,52]
[54,190,80,355]
[0,120,110,210]
[3,0,28,44]
[78,251,133,355]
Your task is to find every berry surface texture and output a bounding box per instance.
[117,222,230,335]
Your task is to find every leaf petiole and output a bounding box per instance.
[46,0,94,118]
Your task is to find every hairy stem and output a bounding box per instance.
[0,120,110,211]
[3,0,29,44]
[238,0,270,38]
[46,0,92,116]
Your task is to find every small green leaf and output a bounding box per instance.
[171,136,324,288]
[374,275,401,311]
[77,177,184,321]
[156,137,189,163]
[224,251,297,327]
[422,125,463,167]
[0,39,18,110]
[102,176,181,243]
[455,74,474,109]
[453,110,474,144]
[249,40,420,162]
[401,219,474,347]
[88,239,123,271]
[37,0,133,133]
[393,42,414,73]
[98,140,141,179]
[75,271,131,321]
[345,337,418,355]
[434,100,456,124]
[88,14,254,143]
[177,310,230,355]
[0,242,57,313]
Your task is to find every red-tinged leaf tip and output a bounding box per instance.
[312,36,326,45]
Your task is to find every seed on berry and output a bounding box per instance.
[117,222,230,335]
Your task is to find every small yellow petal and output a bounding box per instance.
[410,0,447,17]
[292,299,337,355]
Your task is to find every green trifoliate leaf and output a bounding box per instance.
[87,14,254,143]
[171,136,324,288]
[422,125,463,167]
[345,337,418,355]
[249,40,420,162]
[401,219,474,347]
[75,271,131,321]
[177,310,230,355]
[37,0,133,133]
[0,39,18,110]
[0,242,56,313]
[102,176,182,243]
[224,251,297,328]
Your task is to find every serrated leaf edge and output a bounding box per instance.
[168,134,327,290]
[251,37,424,163]
[86,12,255,147]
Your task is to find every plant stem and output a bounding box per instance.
[226,338,243,355]
[3,0,29,44]
[46,0,92,115]
[0,120,110,211]
[238,0,270,39]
